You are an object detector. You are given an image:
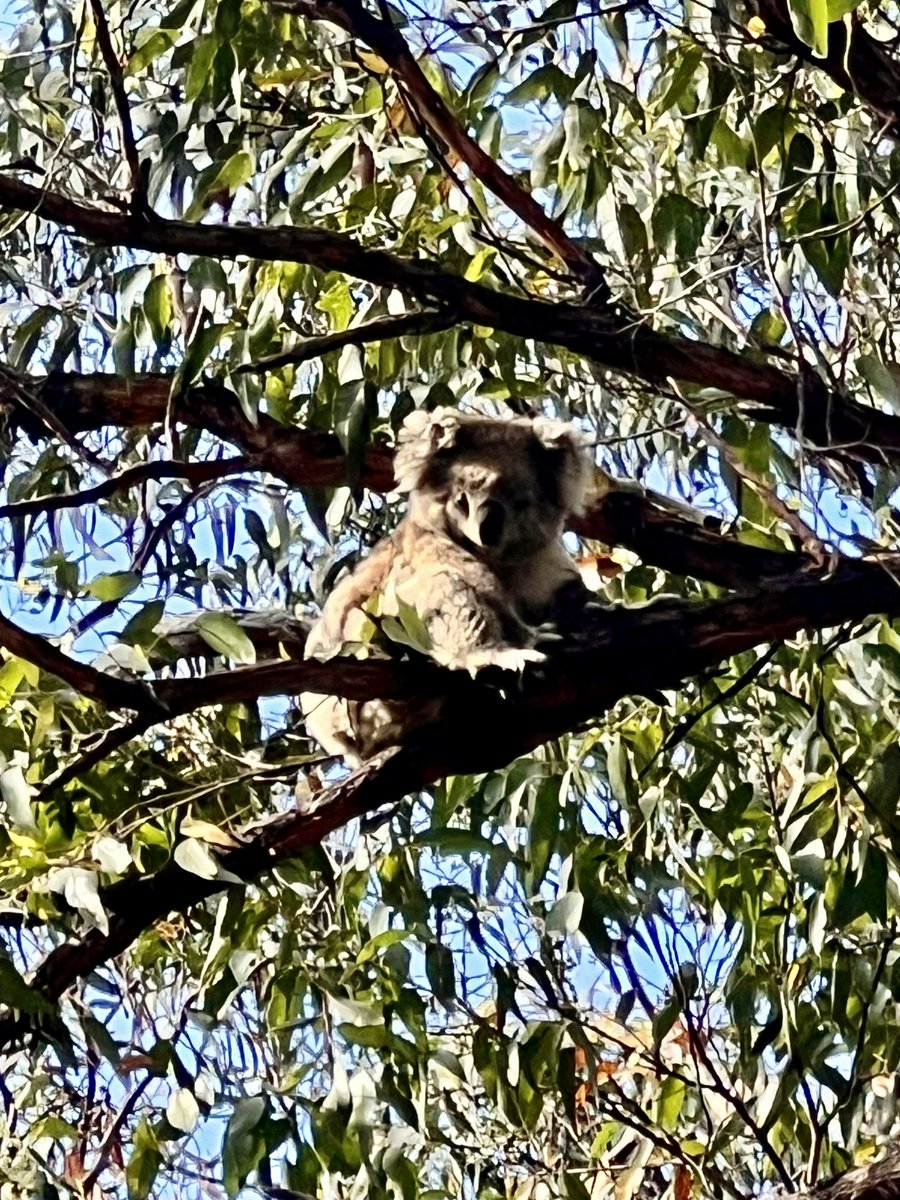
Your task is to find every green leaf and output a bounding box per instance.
[657,1075,686,1132]
[425,943,456,1007]
[126,1119,163,1200]
[196,613,256,664]
[184,150,254,221]
[788,0,830,55]
[0,956,55,1016]
[222,1097,267,1197]
[651,193,708,261]
[382,600,432,654]
[84,570,141,602]
[185,34,218,101]
[858,354,900,408]
[128,28,180,74]
[750,308,787,346]
[120,599,166,646]
[144,274,173,347]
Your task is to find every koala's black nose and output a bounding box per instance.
[478,500,505,547]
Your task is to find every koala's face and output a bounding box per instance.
[398,413,589,562]
[438,451,556,559]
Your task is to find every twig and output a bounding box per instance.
[274,0,607,293]
[87,0,146,210]
[640,640,783,777]
[0,456,251,520]
[71,477,225,637]
[678,391,833,563]
[81,1072,155,1193]
[235,309,455,373]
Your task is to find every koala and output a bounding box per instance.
[301,408,592,763]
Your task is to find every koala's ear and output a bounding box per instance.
[531,418,594,515]
[394,407,463,492]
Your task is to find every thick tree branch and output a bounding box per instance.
[1,176,897,467]
[4,551,900,1040]
[779,1144,900,1199]
[0,610,164,714]
[7,369,809,590]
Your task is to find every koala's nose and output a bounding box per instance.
[477,499,505,547]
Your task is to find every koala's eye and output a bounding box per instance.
[512,498,530,513]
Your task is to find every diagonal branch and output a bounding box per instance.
[0,610,164,714]
[275,0,607,293]
[4,552,900,1041]
[86,0,146,209]
[234,309,454,374]
[752,0,900,130]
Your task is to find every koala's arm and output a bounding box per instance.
[392,524,544,674]
[305,537,398,657]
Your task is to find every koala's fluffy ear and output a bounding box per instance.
[394,407,463,493]
[532,420,595,513]
[531,418,593,515]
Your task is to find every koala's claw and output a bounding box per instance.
[534,621,563,645]
[465,646,547,677]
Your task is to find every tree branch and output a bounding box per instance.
[1,176,897,467]
[234,309,454,374]
[0,610,164,714]
[0,456,250,520]
[87,0,146,209]
[6,369,810,590]
[4,552,900,1041]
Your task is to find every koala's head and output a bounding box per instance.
[394,408,592,560]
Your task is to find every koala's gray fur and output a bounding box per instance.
[301,408,592,763]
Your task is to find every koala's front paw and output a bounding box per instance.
[464,646,547,677]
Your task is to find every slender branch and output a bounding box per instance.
[86,0,146,208]
[81,1073,155,1193]
[276,0,607,292]
[684,399,830,560]
[0,456,250,520]
[235,309,455,373]
[72,477,224,637]
[39,715,155,797]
